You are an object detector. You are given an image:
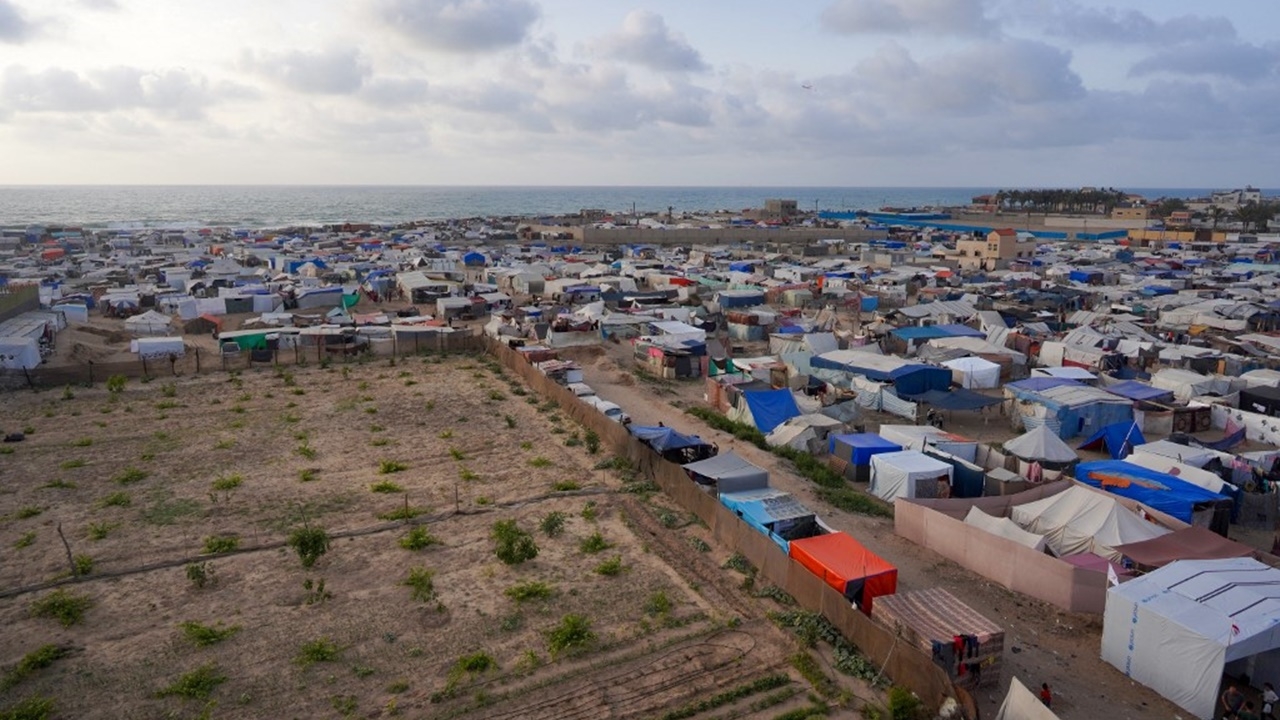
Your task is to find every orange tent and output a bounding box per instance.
[789,532,897,614]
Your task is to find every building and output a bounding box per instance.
[1210,187,1262,209]
[955,228,1036,271]
[762,199,798,221]
[1110,204,1149,221]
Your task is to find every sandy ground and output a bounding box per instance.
[570,342,1195,720]
[0,356,845,720]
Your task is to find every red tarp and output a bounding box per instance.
[789,532,898,614]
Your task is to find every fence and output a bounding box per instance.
[0,330,485,391]
[485,338,962,717]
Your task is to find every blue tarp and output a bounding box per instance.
[890,324,985,341]
[1006,377,1082,392]
[463,252,486,266]
[829,433,902,466]
[898,388,1002,411]
[728,261,756,272]
[1078,421,1146,459]
[1075,460,1230,523]
[628,425,707,453]
[1103,381,1174,404]
[719,488,817,553]
[1068,269,1102,283]
[861,296,879,312]
[742,389,802,433]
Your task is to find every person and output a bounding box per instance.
[1223,685,1246,719]
[1242,701,1262,720]
[1039,682,1052,708]
[1263,683,1278,720]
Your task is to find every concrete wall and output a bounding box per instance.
[0,283,40,324]
[581,226,887,247]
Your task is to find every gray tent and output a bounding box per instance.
[681,450,769,494]
[1003,425,1078,465]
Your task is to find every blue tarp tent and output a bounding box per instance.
[463,252,486,266]
[628,425,717,463]
[897,388,1001,411]
[742,389,802,433]
[829,433,902,466]
[1103,381,1174,404]
[1005,377,1081,393]
[1078,421,1147,459]
[1075,460,1230,524]
[719,488,820,553]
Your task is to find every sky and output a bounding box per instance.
[0,0,1277,187]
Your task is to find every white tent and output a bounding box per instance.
[995,677,1060,720]
[1002,425,1079,465]
[1131,440,1232,469]
[130,336,185,359]
[941,356,1001,389]
[1123,453,1236,495]
[964,507,1048,552]
[1101,558,1280,720]
[1009,485,1170,560]
[869,450,953,502]
[0,337,40,369]
[124,310,174,337]
[878,425,977,463]
[764,414,843,452]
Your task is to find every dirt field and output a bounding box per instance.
[0,355,851,720]
[571,342,1192,720]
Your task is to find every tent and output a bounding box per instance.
[734,389,802,433]
[1077,420,1145,459]
[869,450,954,502]
[1075,460,1231,526]
[1131,440,1228,469]
[131,336,184,359]
[963,507,1048,552]
[1009,485,1171,560]
[1002,425,1078,465]
[1113,526,1257,568]
[828,433,902,482]
[628,425,717,464]
[0,337,40,369]
[899,388,1001,411]
[941,356,1000,389]
[681,451,768,494]
[1101,558,1280,720]
[995,677,1061,720]
[1103,380,1174,404]
[124,309,174,337]
[764,414,843,452]
[789,532,898,614]
[878,425,977,463]
[720,488,821,552]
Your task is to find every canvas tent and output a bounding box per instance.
[963,507,1048,552]
[764,413,843,452]
[0,337,40,369]
[941,356,1000,389]
[995,677,1061,720]
[124,309,174,337]
[1002,425,1078,466]
[869,450,954,502]
[1008,485,1171,560]
[681,451,768,494]
[789,532,898,614]
[1101,558,1280,720]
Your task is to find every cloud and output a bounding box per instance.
[372,0,540,53]
[0,65,242,119]
[821,0,995,37]
[590,11,707,73]
[1130,41,1280,83]
[242,48,371,95]
[0,0,35,43]
[360,77,431,106]
[77,0,120,10]
[1012,2,1236,45]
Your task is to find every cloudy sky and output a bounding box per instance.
[0,0,1276,187]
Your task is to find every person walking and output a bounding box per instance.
[1223,684,1246,719]
[1039,682,1052,708]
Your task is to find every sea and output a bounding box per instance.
[0,185,1253,230]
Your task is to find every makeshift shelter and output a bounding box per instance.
[1101,558,1280,720]
[941,356,1001,389]
[828,433,902,482]
[681,451,768,494]
[628,425,717,464]
[869,450,954,502]
[810,351,952,395]
[1075,460,1231,528]
[878,425,977,463]
[874,587,1004,689]
[0,337,40,369]
[719,488,823,553]
[1009,485,1171,560]
[124,309,174,337]
[727,388,802,433]
[1131,440,1227,469]
[764,414,843,453]
[1077,420,1145,459]
[1103,380,1174,405]
[1003,381,1133,439]
[131,336,184,359]
[995,677,1061,720]
[1002,425,1079,467]
[963,507,1047,552]
[789,532,898,614]
[1113,526,1257,569]
[1151,367,1238,403]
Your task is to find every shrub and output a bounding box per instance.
[1,645,70,692]
[888,687,923,720]
[106,375,127,394]
[504,580,554,602]
[539,511,566,537]
[528,456,552,468]
[581,501,598,522]
[72,554,93,576]
[594,556,624,576]
[41,479,76,489]
[156,663,227,700]
[59,459,85,470]
[403,567,437,603]
[504,415,516,428]
[203,535,240,554]
[295,444,317,460]
[579,532,611,554]
[13,532,36,549]
[399,526,440,550]
[448,448,465,461]
[584,430,600,454]
[15,506,43,520]
[179,621,241,647]
[296,638,341,667]
[0,695,55,720]
[210,473,242,494]
[545,614,595,657]
[287,525,330,568]
[186,562,215,589]
[113,467,148,485]
[552,480,580,492]
[371,480,404,493]
[491,520,538,565]
[71,437,93,447]
[29,590,92,627]
[378,505,427,521]
[298,468,319,482]
[645,590,672,617]
[98,491,131,508]
[379,460,408,474]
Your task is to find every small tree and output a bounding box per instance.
[105,374,127,395]
[491,520,538,566]
[288,524,330,568]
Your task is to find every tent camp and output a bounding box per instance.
[1075,460,1231,527]
[1077,420,1146,459]
[681,451,768,494]
[719,488,823,552]
[1008,485,1171,560]
[789,532,898,614]
[869,450,954,502]
[941,356,1001,389]
[124,309,174,337]
[1101,558,1280,720]
[995,677,1061,720]
[1002,425,1079,466]
[628,425,717,464]
[726,388,802,433]
[963,507,1048,552]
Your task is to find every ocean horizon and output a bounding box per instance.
[0,184,1265,230]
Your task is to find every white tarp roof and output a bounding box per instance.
[1102,558,1280,719]
[995,677,1061,720]
[869,450,953,502]
[1132,440,1231,468]
[1124,453,1236,495]
[940,356,1001,389]
[964,507,1048,552]
[1009,485,1170,560]
[1002,425,1079,464]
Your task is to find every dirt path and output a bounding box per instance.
[574,347,1184,720]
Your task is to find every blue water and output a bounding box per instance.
[0,185,1254,229]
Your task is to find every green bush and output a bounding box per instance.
[888,687,923,720]
[370,480,404,493]
[0,695,55,720]
[186,562,215,589]
[295,638,341,667]
[29,590,92,627]
[579,532,611,554]
[202,535,240,554]
[545,614,595,658]
[72,554,93,576]
[287,525,330,568]
[491,520,538,565]
[0,645,69,692]
[112,467,148,485]
[403,567,437,603]
[105,375,127,394]
[179,621,241,647]
[539,511,566,537]
[156,663,227,700]
[378,460,408,474]
[399,526,440,550]
[504,580,554,602]
[594,556,625,576]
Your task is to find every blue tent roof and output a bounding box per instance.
[628,425,708,453]
[1075,460,1229,523]
[1103,381,1174,404]
[742,389,801,433]
[828,433,901,465]
[1078,421,1146,459]
[1006,377,1082,393]
[898,388,1002,411]
[890,325,984,341]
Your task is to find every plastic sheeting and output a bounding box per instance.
[1077,421,1146,459]
[741,389,802,433]
[1075,460,1229,524]
[941,356,1001,389]
[681,451,768,494]
[996,677,1061,720]
[789,532,897,614]
[1003,425,1079,464]
[1009,485,1171,560]
[869,450,954,503]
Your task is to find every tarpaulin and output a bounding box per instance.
[898,388,1001,411]
[1103,380,1174,404]
[742,389,802,433]
[829,433,902,466]
[1078,421,1146,459]
[789,532,897,614]
[1075,460,1230,523]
